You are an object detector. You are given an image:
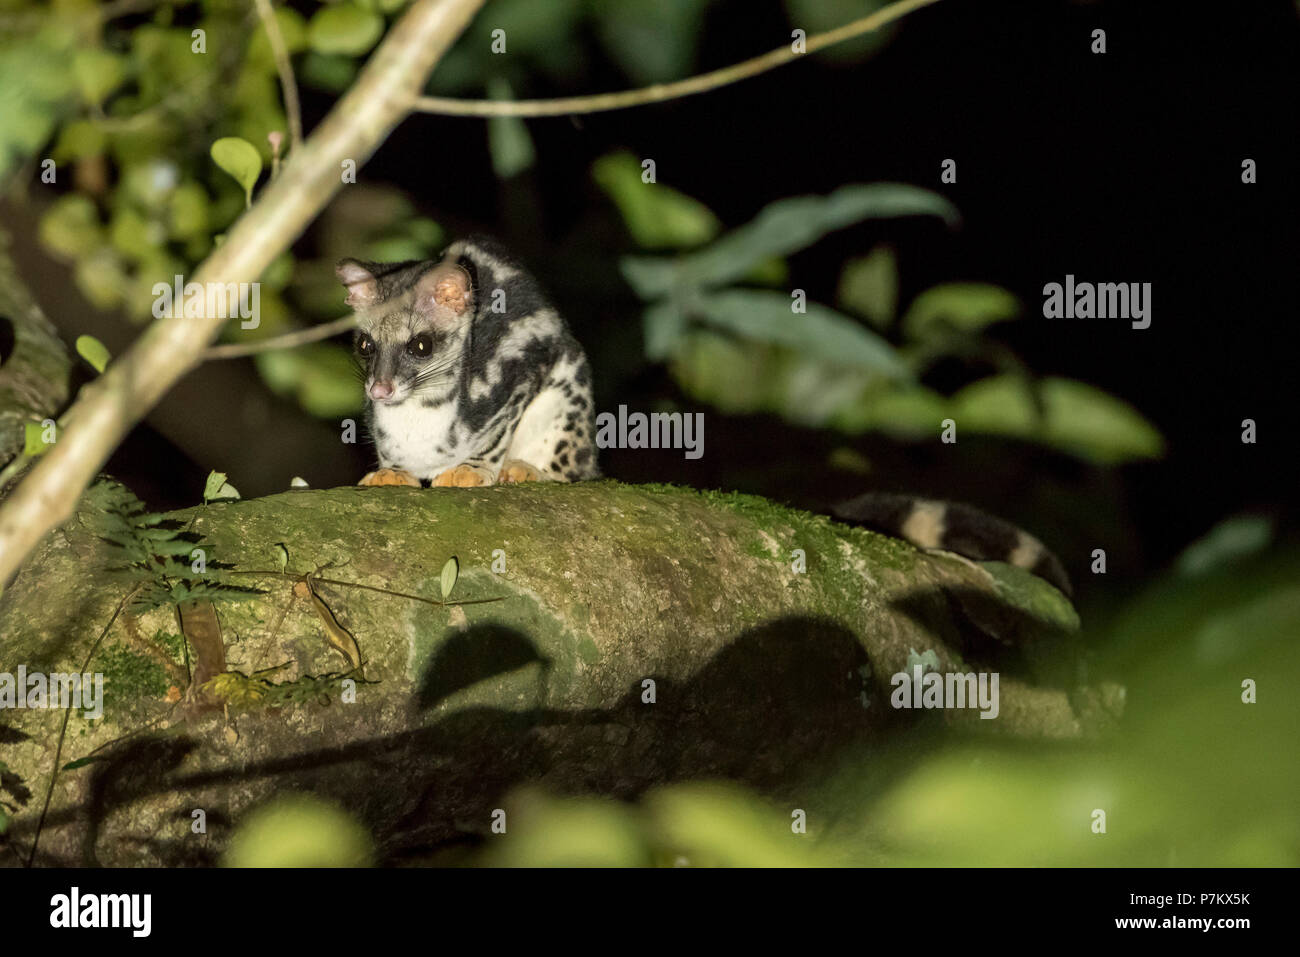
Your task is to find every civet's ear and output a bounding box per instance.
[412,262,473,331]
[335,258,380,308]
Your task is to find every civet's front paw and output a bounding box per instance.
[358,468,421,487]
[432,464,494,488]
[498,460,542,484]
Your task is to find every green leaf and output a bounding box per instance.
[594,0,709,85]
[837,245,897,330]
[210,137,263,207]
[73,250,128,310]
[951,375,1165,465]
[784,0,897,63]
[693,290,911,379]
[38,195,104,261]
[622,184,960,299]
[487,77,536,179]
[440,556,458,600]
[307,4,385,56]
[204,470,241,503]
[299,51,358,92]
[72,49,127,106]
[901,283,1022,341]
[62,755,99,771]
[23,421,55,456]
[1176,516,1275,578]
[247,7,308,66]
[51,120,107,163]
[294,345,365,418]
[224,794,374,867]
[75,335,111,373]
[593,151,720,249]
[168,182,211,241]
[642,300,688,362]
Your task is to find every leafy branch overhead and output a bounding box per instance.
[597,163,1163,466]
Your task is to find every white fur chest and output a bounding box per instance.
[371,399,461,478]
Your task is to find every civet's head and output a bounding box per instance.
[335,258,475,405]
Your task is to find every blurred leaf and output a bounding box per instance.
[118,160,181,212]
[642,300,688,362]
[109,206,163,263]
[307,4,384,56]
[299,51,358,92]
[901,282,1022,341]
[247,6,308,66]
[51,120,106,163]
[486,77,535,179]
[952,375,1165,464]
[480,789,648,867]
[784,0,897,63]
[260,252,295,291]
[273,543,289,573]
[594,0,708,85]
[623,184,960,299]
[39,195,104,261]
[73,250,128,310]
[829,385,949,435]
[405,216,444,248]
[167,181,211,240]
[210,137,262,206]
[75,335,111,374]
[593,151,720,249]
[224,794,374,867]
[645,782,829,866]
[693,289,911,379]
[271,344,365,418]
[1176,515,1275,578]
[72,49,127,106]
[837,244,897,330]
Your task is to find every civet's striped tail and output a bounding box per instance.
[833,492,1073,598]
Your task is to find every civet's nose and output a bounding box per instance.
[368,380,394,400]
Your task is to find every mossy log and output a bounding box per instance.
[0,476,1119,866]
[0,228,71,465]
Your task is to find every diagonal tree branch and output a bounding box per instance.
[0,0,486,590]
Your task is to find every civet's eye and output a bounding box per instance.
[406,333,433,358]
[356,334,374,356]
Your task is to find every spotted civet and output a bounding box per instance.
[336,236,599,487]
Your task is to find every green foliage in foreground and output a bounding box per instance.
[222,518,1298,867]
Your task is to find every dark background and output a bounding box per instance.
[9,0,1298,607]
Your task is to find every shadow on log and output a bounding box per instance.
[0,479,1117,866]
